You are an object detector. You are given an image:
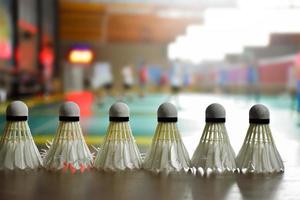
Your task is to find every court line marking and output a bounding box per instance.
[34,135,152,145]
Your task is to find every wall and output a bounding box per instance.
[245,44,300,59]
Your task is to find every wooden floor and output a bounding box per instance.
[0,169,292,200]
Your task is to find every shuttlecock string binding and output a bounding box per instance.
[236,104,284,174]
[94,122,142,171]
[191,103,236,176]
[44,121,93,172]
[192,122,236,175]
[43,101,93,173]
[0,101,43,170]
[143,122,191,174]
[0,121,43,170]
[236,124,284,174]
[94,102,142,171]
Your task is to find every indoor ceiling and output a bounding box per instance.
[60,0,236,7]
[59,2,202,43]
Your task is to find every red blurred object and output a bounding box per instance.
[295,53,300,66]
[15,46,20,66]
[259,61,293,84]
[65,91,94,117]
[0,41,11,59]
[39,46,54,80]
[40,46,54,65]
[18,20,37,34]
[160,72,168,85]
[139,65,148,84]
[295,53,300,80]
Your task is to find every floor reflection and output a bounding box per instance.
[191,175,235,200]
[236,174,283,200]
[0,170,40,200]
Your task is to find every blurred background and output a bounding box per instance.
[0,0,299,99]
[0,0,300,150]
[2,1,300,199]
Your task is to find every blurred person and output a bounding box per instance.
[122,64,134,101]
[100,62,114,96]
[0,88,6,102]
[287,65,297,109]
[159,70,168,92]
[92,62,114,106]
[39,42,54,96]
[183,67,193,90]
[18,69,40,97]
[138,61,148,98]
[296,54,300,113]
[217,69,227,94]
[169,60,184,108]
[0,69,7,103]
[103,64,113,96]
[247,64,260,102]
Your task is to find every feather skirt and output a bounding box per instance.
[143,122,191,174]
[0,121,43,170]
[191,123,236,175]
[43,121,93,171]
[236,124,284,174]
[94,122,142,171]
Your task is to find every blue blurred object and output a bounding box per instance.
[148,65,161,85]
[247,65,259,85]
[297,80,300,112]
[218,69,227,86]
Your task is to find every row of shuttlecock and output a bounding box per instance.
[0,100,284,175]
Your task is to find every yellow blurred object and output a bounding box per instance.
[68,49,94,64]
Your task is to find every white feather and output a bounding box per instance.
[15,139,25,169]
[94,122,142,171]
[0,121,42,170]
[24,140,34,168]
[43,121,93,171]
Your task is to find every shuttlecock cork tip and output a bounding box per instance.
[205,103,226,123]
[59,101,80,121]
[109,102,129,122]
[6,101,28,121]
[157,102,177,122]
[249,104,270,124]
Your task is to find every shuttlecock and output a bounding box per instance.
[43,101,93,172]
[94,102,142,171]
[143,102,191,174]
[236,104,284,174]
[191,103,236,175]
[0,101,43,170]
